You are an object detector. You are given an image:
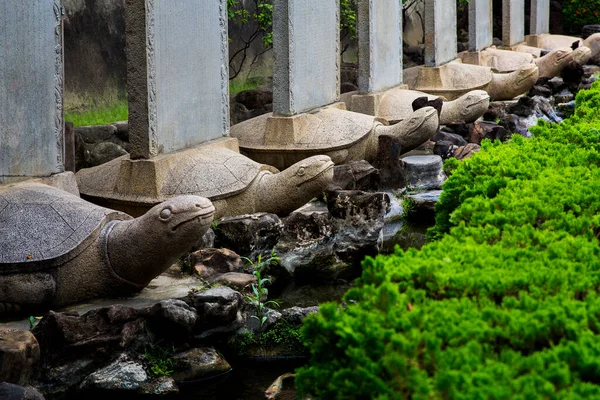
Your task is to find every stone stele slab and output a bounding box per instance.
[469,0,493,51]
[273,0,340,116]
[357,0,403,93]
[502,0,525,46]
[0,1,64,180]
[530,0,550,35]
[424,0,458,67]
[126,0,230,159]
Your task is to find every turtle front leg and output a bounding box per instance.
[0,272,57,316]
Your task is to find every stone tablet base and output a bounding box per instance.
[341,86,409,117]
[458,51,483,66]
[0,172,79,196]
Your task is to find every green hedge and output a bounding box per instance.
[296,83,600,399]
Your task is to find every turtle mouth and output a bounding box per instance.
[171,206,216,232]
[296,162,335,188]
[466,96,490,109]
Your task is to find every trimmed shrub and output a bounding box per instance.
[296,82,600,399]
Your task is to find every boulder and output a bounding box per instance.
[0,383,44,400]
[214,213,283,260]
[189,248,244,279]
[0,330,40,385]
[432,129,468,146]
[145,300,198,338]
[209,273,257,291]
[192,287,244,334]
[453,143,481,160]
[371,135,404,190]
[467,121,509,144]
[171,347,231,382]
[80,353,148,392]
[330,160,380,191]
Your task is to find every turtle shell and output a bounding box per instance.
[404,63,492,98]
[230,106,377,151]
[0,183,129,272]
[76,146,268,204]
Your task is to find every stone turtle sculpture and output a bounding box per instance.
[461,47,588,78]
[0,183,215,314]
[76,146,334,218]
[230,104,439,171]
[403,61,539,100]
[371,89,490,125]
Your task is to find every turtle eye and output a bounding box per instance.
[297,167,306,176]
[159,208,172,221]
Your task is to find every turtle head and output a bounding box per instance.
[256,156,334,215]
[107,195,215,287]
[548,47,572,65]
[513,63,539,88]
[399,106,438,136]
[456,90,490,118]
[148,195,215,237]
[288,155,335,190]
[572,46,592,65]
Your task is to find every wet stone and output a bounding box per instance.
[453,143,481,160]
[402,155,446,191]
[172,347,231,382]
[189,248,244,279]
[80,354,148,392]
[0,383,45,400]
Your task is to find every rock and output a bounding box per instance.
[326,190,390,262]
[433,140,457,160]
[582,25,600,39]
[281,306,320,325]
[275,212,339,278]
[234,87,273,110]
[37,358,99,398]
[209,272,257,291]
[171,347,231,382]
[531,96,563,123]
[561,63,584,86]
[85,141,128,168]
[0,330,40,385]
[499,114,531,136]
[214,213,283,259]
[0,383,44,400]
[340,62,358,86]
[482,101,507,121]
[145,300,197,338]
[467,121,509,144]
[371,135,404,190]
[407,190,443,211]
[33,306,146,364]
[341,82,358,93]
[453,143,481,160]
[412,96,443,117]
[528,85,552,98]
[444,121,469,138]
[331,160,380,191]
[111,121,129,142]
[432,129,468,146]
[189,248,244,279]
[553,89,574,105]
[138,376,178,395]
[547,76,565,92]
[402,155,446,191]
[76,125,118,144]
[506,96,535,117]
[192,287,244,333]
[265,373,296,400]
[80,354,148,391]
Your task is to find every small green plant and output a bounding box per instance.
[28,316,41,331]
[144,341,175,378]
[243,250,280,329]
